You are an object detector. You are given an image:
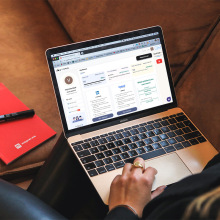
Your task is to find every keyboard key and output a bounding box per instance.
[84,138,92,142]
[176,122,185,128]
[82,143,91,149]
[168,138,177,145]
[159,134,169,140]
[106,136,116,142]
[138,133,147,139]
[97,167,107,174]
[112,155,122,162]
[95,153,105,159]
[104,150,113,157]
[112,148,122,154]
[168,118,177,124]
[161,127,170,133]
[161,120,169,126]
[136,148,146,154]
[103,157,113,164]
[73,145,83,152]
[145,125,154,131]
[175,129,184,135]
[153,122,162,128]
[197,136,206,143]
[105,164,115,171]
[155,119,162,122]
[144,138,153,145]
[108,131,116,135]
[168,125,178,130]
[90,140,99,147]
[182,127,191,133]
[120,152,130,159]
[182,141,191,148]
[183,120,197,131]
[77,150,91,158]
[167,132,176,138]
[130,129,139,135]
[122,131,132,137]
[125,149,166,164]
[114,161,125,169]
[100,134,108,137]
[89,147,99,154]
[189,139,199,145]
[136,141,146,147]
[95,160,105,167]
[152,136,161,143]
[152,143,162,150]
[106,142,116,149]
[130,135,139,142]
[146,131,155,137]
[92,136,100,140]
[145,145,154,152]
[114,133,124,140]
[164,146,176,153]
[84,162,96,170]
[128,143,138,149]
[88,169,98,177]
[138,126,147,133]
[176,136,185,142]
[154,129,163,135]
[176,115,188,122]
[132,125,139,128]
[128,150,138,157]
[98,138,107,144]
[81,155,96,164]
[120,145,130,152]
[139,123,147,126]
[116,129,124,133]
[115,140,124,147]
[174,143,184,150]
[98,145,107,151]
[122,138,132,144]
[160,140,169,147]
[147,120,154,124]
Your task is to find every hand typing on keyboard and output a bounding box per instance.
[108,157,166,218]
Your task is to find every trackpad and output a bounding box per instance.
[145,153,192,190]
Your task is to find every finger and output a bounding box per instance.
[151,185,166,199]
[122,163,132,176]
[143,166,157,185]
[131,157,145,174]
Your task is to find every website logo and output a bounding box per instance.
[15,143,22,149]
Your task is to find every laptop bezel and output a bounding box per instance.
[46,26,177,138]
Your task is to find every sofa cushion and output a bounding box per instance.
[0,0,71,177]
[175,19,220,152]
[48,0,220,82]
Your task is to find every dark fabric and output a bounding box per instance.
[0,179,66,220]
[105,153,220,220]
[176,19,220,152]
[49,0,220,83]
[105,207,139,220]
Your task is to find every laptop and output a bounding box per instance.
[46,26,217,204]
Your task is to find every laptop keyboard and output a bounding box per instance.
[71,112,207,177]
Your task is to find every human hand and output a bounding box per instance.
[108,157,166,217]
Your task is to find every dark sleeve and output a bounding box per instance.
[105,206,140,220]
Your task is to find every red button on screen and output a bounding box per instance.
[156,59,162,64]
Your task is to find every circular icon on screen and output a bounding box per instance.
[65,76,73,84]
[167,97,171,102]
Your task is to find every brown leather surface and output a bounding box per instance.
[176,21,220,152]
[0,0,71,175]
[48,0,220,82]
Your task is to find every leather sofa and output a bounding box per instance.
[0,0,219,218]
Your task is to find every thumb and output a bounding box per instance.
[151,185,166,200]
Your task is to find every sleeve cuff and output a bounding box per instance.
[105,206,140,220]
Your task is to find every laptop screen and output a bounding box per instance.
[47,26,177,135]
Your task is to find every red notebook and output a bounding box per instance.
[0,83,56,164]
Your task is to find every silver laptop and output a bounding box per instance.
[46,26,217,204]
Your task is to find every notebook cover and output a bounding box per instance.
[0,83,56,164]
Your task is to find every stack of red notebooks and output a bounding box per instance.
[0,83,56,164]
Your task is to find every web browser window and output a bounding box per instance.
[51,32,173,130]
